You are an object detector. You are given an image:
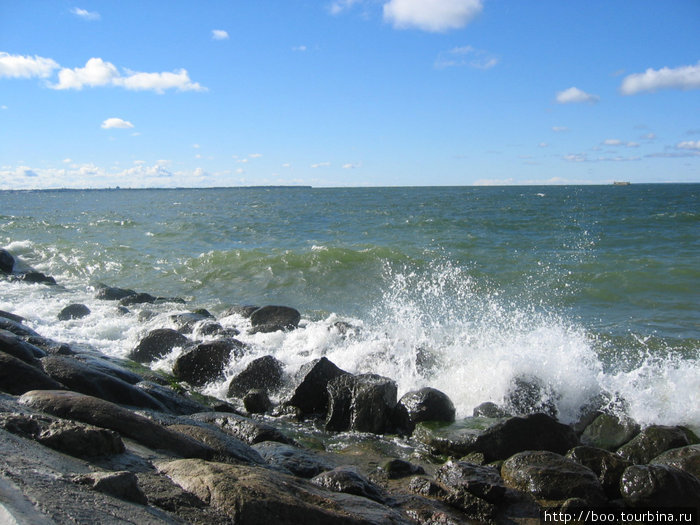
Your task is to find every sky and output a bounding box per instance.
[1,0,699,189]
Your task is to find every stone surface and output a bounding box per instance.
[407,476,498,522]
[650,444,700,479]
[383,458,426,479]
[616,425,694,465]
[57,304,91,321]
[17,271,56,285]
[472,401,510,418]
[249,305,301,333]
[435,460,508,504]
[173,339,245,387]
[253,441,336,478]
[129,328,189,364]
[287,357,349,416]
[227,355,285,398]
[398,387,456,425]
[0,352,65,395]
[95,284,137,300]
[620,464,700,508]
[0,248,14,273]
[503,374,559,417]
[137,381,210,415]
[73,471,147,504]
[243,389,273,414]
[168,423,266,465]
[580,413,640,451]
[311,467,386,503]
[566,445,631,499]
[191,412,297,446]
[326,373,398,434]
[0,328,45,364]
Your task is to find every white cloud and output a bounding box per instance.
[71,7,100,21]
[435,46,498,70]
[603,139,639,148]
[555,87,599,104]
[621,62,700,95]
[52,57,119,89]
[115,69,205,93]
[211,29,229,40]
[0,52,59,78]
[677,140,700,150]
[101,117,134,130]
[383,0,483,32]
[342,162,361,169]
[329,0,363,15]
[311,162,331,168]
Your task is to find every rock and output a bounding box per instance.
[243,389,273,414]
[287,357,349,417]
[650,444,700,479]
[136,381,210,415]
[0,328,45,364]
[249,305,301,333]
[408,476,498,522]
[0,309,24,323]
[40,355,166,410]
[580,413,640,451]
[74,471,147,504]
[472,401,510,418]
[157,459,408,524]
[311,467,386,503]
[19,389,214,459]
[0,352,65,394]
[95,283,136,300]
[194,321,228,337]
[228,355,285,398]
[253,441,336,478]
[383,458,426,479]
[173,339,245,387]
[566,445,631,499]
[17,271,56,285]
[0,248,14,273]
[503,374,558,417]
[620,464,700,508]
[0,316,41,337]
[119,292,157,306]
[168,424,266,465]
[170,312,210,333]
[129,328,189,363]
[0,412,124,458]
[73,354,144,384]
[398,387,456,425]
[325,373,399,434]
[191,412,297,446]
[57,303,91,321]
[501,451,606,506]
[222,305,260,318]
[436,460,508,504]
[616,425,694,465]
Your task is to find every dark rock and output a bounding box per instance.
[173,339,245,387]
[57,303,91,321]
[73,354,144,384]
[95,283,137,300]
[138,310,157,322]
[74,471,147,504]
[408,476,498,522]
[119,292,157,306]
[19,389,214,459]
[650,444,700,479]
[228,355,285,398]
[617,425,694,465]
[168,424,266,465]
[566,445,632,499]
[136,381,210,415]
[40,355,166,410]
[249,305,301,333]
[0,316,40,337]
[0,328,45,364]
[580,413,640,451]
[436,460,508,504]
[253,441,336,478]
[503,374,558,417]
[0,248,14,273]
[129,328,189,364]
[473,401,510,418]
[311,467,386,503]
[0,412,124,458]
[222,305,260,318]
[0,309,24,323]
[171,312,209,333]
[325,373,398,434]
[194,321,227,337]
[243,389,273,414]
[329,321,359,336]
[287,357,349,416]
[383,458,426,479]
[501,450,607,506]
[0,352,65,394]
[16,271,56,285]
[398,387,455,425]
[116,305,130,315]
[28,336,75,355]
[191,412,297,446]
[620,464,700,508]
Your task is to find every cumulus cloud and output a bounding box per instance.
[53,58,119,89]
[211,29,229,40]
[101,117,134,129]
[677,140,700,150]
[383,0,483,32]
[621,62,700,95]
[555,87,599,104]
[71,7,100,21]
[0,52,59,78]
[115,69,205,93]
[435,46,498,70]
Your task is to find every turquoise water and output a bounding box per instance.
[1,184,698,426]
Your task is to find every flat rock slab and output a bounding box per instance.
[253,441,336,478]
[0,352,65,395]
[191,412,297,446]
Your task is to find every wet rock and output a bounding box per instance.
[222,305,260,318]
[129,328,189,364]
[171,312,210,333]
[0,316,41,337]
[74,471,147,504]
[19,389,214,459]
[398,387,456,425]
[408,476,498,522]
[119,292,157,306]
[249,305,301,333]
[168,424,266,465]
[473,401,510,418]
[137,381,210,415]
[650,444,700,479]
[287,356,349,417]
[0,352,65,394]
[194,321,228,337]
[227,355,285,398]
[580,413,640,451]
[620,464,700,508]
[57,303,91,321]
[173,339,245,387]
[95,283,136,300]
[73,354,144,384]
[41,355,166,410]
[191,411,297,446]
[0,328,45,364]
[243,389,273,414]
[0,309,24,323]
[0,248,14,273]
[311,467,386,503]
[326,373,398,434]
[253,441,336,478]
[503,374,558,417]
[436,460,508,504]
[0,412,124,458]
[383,458,426,479]
[501,451,606,506]
[16,271,56,285]
[566,445,631,499]
[616,425,694,465]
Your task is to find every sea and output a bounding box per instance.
[1,184,698,430]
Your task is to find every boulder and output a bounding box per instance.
[311,467,386,503]
[73,471,147,504]
[243,389,273,414]
[620,464,700,508]
[287,357,349,416]
[18,389,214,459]
[580,413,640,451]
[616,425,694,465]
[57,304,91,321]
[249,305,301,333]
[435,460,508,504]
[95,284,136,300]
[650,444,700,479]
[129,328,189,364]
[0,352,65,395]
[0,248,14,273]
[501,451,606,506]
[325,373,398,434]
[566,445,631,499]
[227,355,285,398]
[40,355,166,410]
[0,309,24,323]
[168,424,266,465]
[222,305,260,318]
[119,292,157,306]
[16,271,56,285]
[0,328,45,364]
[408,476,498,522]
[398,387,455,424]
[382,459,426,479]
[472,401,510,418]
[170,312,210,333]
[253,441,336,478]
[191,412,297,446]
[0,316,41,338]
[73,354,144,384]
[503,374,558,417]
[173,339,246,387]
[136,381,210,415]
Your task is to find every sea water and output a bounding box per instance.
[1,185,698,428]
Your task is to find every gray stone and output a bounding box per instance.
[0,248,14,273]
[191,412,297,446]
[472,401,510,418]
[173,339,245,387]
[287,357,349,416]
[57,304,91,321]
[0,352,65,395]
[311,467,386,503]
[243,389,273,414]
[435,460,508,504]
[73,471,147,504]
[129,328,189,364]
[620,464,700,508]
[398,387,456,424]
[325,373,398,434]
[228,355,285,398]
[249,305,301,333]
[253,441,336,478]
[617,425,694,465]
[168,424,266,465]
[566,445,631,499]
[580,413,640,451]
[650,444,700,479]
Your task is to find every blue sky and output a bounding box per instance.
[1,0,699,189]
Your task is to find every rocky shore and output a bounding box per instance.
[1,247,699,523]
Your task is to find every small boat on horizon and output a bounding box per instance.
[613,181,631,186]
